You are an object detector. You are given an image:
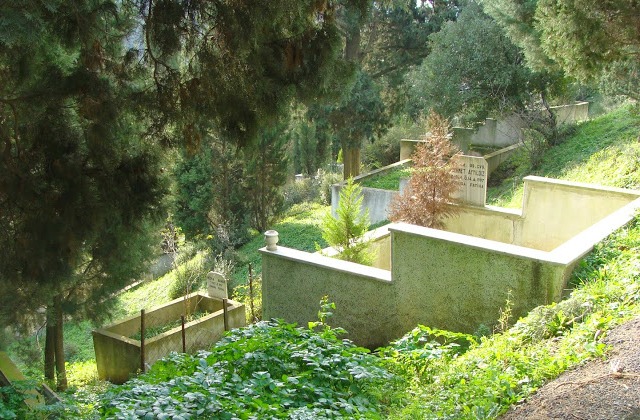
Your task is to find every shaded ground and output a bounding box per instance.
[501,316,640,420]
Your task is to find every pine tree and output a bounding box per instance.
[243,122,290,233]
[321,178,372,264]
[0,0,167,390]
[389,112,461,229]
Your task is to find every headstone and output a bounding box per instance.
[452,155,488,206]
[206,271,228,299]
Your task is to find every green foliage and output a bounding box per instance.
[407,3,534,124]
[173,140,250,247]
[379,326,476,379]
[0,0,169,326]
[0,380,76,419]
[321,178,373,264]
[535,0,639,88]
[360,167,412,191]
[99,314,392,418]
[480,0,555,72]
[482,0,639,100]
[231,202,328,288]
[362,118,424,170]
[313,70,389,178]
[291,114,333,176]
[487,105,640,207]
[233,274,263,324]
[362,0,462,119]
[243,123,290,232]
[282,178,321,208]
[141,0,371,148]
[0,382,29,419]
[385,217,640,418]
[172,149,217,239]
[168,253,210,300]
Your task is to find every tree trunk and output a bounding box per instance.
[343,146,361,179]
[44,309,55,382]
[53,295,67,391]
[342,25,362,181]
[344,27,361,63]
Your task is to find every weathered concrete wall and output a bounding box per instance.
[484,143,523,173]
[519,177,640,251]
[93,330,140,384]
[94,293,245,384]
[402,102,590,158]
[261,248,396,349]
[331,160,409,224]
[445,177,640,251]
[443,205,521,244]
[369,232,391,270]
[263,177,640,346]
[551,101,589,125]
[390,224,568,334]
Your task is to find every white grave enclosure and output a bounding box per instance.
[207,271,228,299]
[452,155,488,206]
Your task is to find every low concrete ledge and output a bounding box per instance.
[551,197,640,264]
[389,222,563,265]
[260,246,392,283]
[523,176,640,199]
[93,293,245,384]
[352,159,411,184]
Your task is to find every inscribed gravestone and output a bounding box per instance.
[207,271,228,299]
[452,155,488,206]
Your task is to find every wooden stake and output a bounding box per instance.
[181,315,186,353]
[223,298,229,331]
[248,263,255,323]
[140,309,145,373]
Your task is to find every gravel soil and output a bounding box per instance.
[501,316,640,420]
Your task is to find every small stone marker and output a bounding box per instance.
[207,271,228,299]
[452,155,488,206]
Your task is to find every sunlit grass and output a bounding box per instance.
[231,202,328,288]
[487,105,640,208]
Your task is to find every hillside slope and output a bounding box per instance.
[488,105,640,207]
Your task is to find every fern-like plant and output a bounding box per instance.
[389,112,461,228]
[321,178,372,264]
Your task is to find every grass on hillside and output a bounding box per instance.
[230,201,328,288]
[359,167,412,190]
[5,104,639,418]
[487,104,640,207]
[386,215,640,418]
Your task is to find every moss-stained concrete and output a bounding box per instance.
[262,248,395,349]
[93,293,245,384]
[262,177,640,347]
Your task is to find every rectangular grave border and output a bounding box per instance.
[93,292,245,384]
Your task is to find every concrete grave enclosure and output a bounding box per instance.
[343,102,591,225]
[263,177,640,349]
[93,293,245,384]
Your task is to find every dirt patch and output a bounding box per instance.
[501,316,640,420]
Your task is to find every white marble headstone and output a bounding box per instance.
[206,271,228,299]
[452,155,488,206]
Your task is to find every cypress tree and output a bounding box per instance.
[0,0,167,389]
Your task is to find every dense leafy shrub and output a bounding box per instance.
[362,118,423,170]
[318,170,342,205]
[99,314,392,419]
[282,177,320,208]
[168,254,210,300]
